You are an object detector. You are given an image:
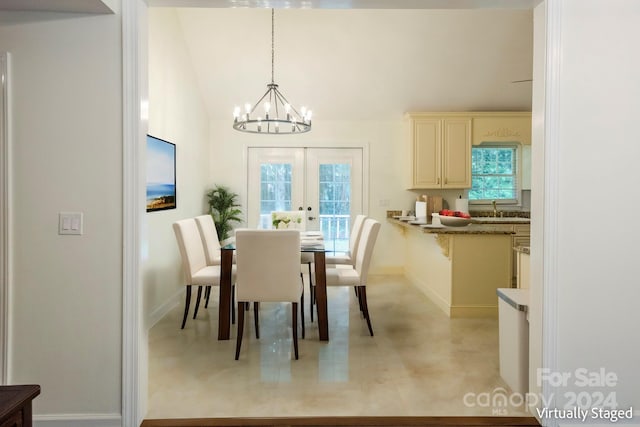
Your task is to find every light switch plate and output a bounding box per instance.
[59,212,83,235]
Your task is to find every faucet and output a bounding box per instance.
[492,200,499,217]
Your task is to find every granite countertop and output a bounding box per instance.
[388,218,515,235]
[513,246,531,254]
[471,217,530,224]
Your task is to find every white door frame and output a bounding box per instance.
[122,0,147,425]
[122,3,559,427]
[0,52,11,386]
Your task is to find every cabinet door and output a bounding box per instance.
[442,118,471,188]
[413,119,441,188]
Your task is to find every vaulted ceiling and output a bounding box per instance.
[172,7,533,122]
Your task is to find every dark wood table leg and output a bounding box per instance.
[314,251,329,341]
[218,248,233,340]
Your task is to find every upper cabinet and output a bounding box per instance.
[472,113,532,145]
[409,114,472,189]
[407,112,532,190]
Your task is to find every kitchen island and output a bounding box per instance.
[389,218,515,317]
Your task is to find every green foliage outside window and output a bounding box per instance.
[469,146,517,201]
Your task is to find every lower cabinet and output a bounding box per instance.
[488,224,530,286]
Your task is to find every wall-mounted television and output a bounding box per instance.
[146,135,176,212]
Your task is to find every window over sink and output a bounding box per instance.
[469,144,520,205]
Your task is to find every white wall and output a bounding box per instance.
[208,119,417,273]
[549,0,640,421]
[0,8,123,422]
[145,8,211,325]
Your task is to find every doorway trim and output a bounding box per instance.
[122,0,147,425]
[0,52,11,386]
[124,2,557,426]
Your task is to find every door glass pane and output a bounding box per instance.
[318,163,351,254]
[259,163,292,228]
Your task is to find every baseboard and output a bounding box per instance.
[147,288,182,329]
[34,413,121,427]
[369,265,404,275]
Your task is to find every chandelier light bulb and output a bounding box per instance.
[244,103,251,114]
[233,106,241,119]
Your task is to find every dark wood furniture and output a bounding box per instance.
[219,245,329,341]
[0,385,40,427]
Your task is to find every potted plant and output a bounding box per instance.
[206,185,242,240]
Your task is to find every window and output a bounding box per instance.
[469,145,519,204]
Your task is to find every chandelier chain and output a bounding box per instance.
[271,8,275,84]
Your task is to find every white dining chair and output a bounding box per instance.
[173,218,233,329]
[271,210,314,323]
[325,214,367,266]
[234,229,303,360]
[194,214,236,323]
[322,218,381,336]
[310,214,367,320]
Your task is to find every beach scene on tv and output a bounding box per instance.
[146,135,176,212]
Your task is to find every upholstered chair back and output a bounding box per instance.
[235,229,301,303]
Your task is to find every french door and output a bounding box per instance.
[247,147,363,253]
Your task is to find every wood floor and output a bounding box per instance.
[141,416,540,427]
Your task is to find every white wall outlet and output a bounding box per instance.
[59,212,83,235]
[379,199,390,207]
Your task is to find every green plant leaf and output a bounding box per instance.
[206,184,243,239]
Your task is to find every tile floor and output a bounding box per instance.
[147,275,529,419]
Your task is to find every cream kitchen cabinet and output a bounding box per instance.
[484,223,530,286]
[408,113,472,189]
[472,112,532,145]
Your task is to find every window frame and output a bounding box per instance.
[469,143,522,207]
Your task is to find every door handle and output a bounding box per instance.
[308,216,316,221]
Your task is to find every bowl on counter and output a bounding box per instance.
[438,215,472,227]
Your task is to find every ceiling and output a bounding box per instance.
[0,0,113,13]
[170,7,534,122]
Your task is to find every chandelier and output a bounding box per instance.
[233,9,312,134]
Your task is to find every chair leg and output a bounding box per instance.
[254,302,260,339]
[301,292,305,339]
[193,286,203,319]
[235,302,246,360]
[181,286,191,329]
[292,302,299,360]
[308,262,315,322]
[359,286,374,336]
[231,285,236,325]
[357,286,364,313]
[204,286,211,308]
[300,271,304,319]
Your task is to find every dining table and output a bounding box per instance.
[217,232,330,341]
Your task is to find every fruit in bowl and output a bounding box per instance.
[438,209,472,226]
[438,209,471,219]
